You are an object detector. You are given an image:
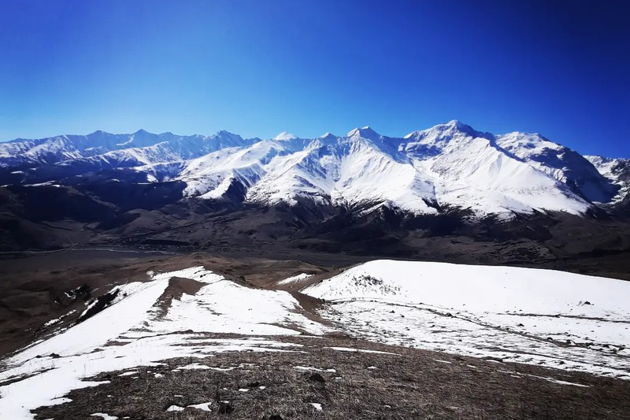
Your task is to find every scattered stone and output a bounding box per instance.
[309,373,325,383]
[165,404,184,412]
[310,402,323,411]
[218,401,233,414]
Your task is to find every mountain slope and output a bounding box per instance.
[585,155,630,204]
[401,121,590,215]
[497,132,618,202]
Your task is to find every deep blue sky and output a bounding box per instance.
[1,0,629,157]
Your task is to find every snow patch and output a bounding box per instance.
[278,273,313,285]
[90,414,118,420]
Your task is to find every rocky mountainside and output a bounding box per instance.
[585,155,630,204]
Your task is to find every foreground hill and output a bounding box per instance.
[1,256,629,418]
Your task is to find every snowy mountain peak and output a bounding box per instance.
[404,120,480,140]
[274,131,298,141]
[498,131,562,153]
[346,126,381,141]
[439,120,483,137]
[212,130,244,143]
[319,132,336,139]
[445,119,470,130]
[402,121,489,154]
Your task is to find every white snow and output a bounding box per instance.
[303,259,630,379]
[522,374,589,388]
[274,131,298,141]
[277,273,313,285]
[310,402,323,411]
[174,363,211,370]
[187,401,212,412]
[324,347,398,355]
[90,414,118,420]
[117,371,138,377]
[294,366,336,373]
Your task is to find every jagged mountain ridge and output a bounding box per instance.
[0,120,623,217]
[585,155,630,204]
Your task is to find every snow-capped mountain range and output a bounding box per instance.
[1,121,626,217]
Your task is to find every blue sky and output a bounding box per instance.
[0,0,629,156]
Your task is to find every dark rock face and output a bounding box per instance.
[77,289,120,323]
[218,401,234,414]
[308,373,325,383]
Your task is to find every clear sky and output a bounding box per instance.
[1,0,629,157]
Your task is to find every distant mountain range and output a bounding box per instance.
[1,121,628,218]
[1,121,629,256]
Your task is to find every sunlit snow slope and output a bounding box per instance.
[303,260,630,379]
